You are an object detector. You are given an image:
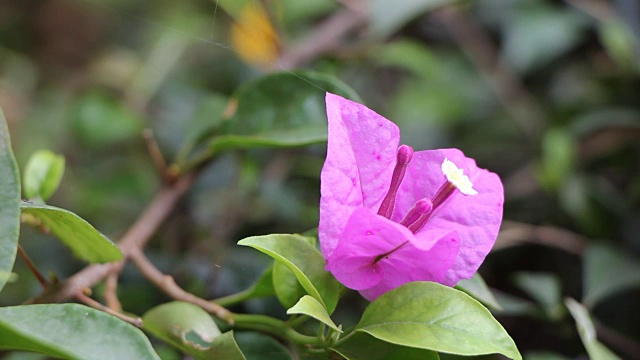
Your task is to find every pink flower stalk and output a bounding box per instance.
[319,93,504,300]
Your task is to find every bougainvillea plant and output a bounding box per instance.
[0,82,521,360]
[320,93,504,300]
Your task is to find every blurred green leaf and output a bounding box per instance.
[0,106,21,293]
[143,301,221,357]
[565,298,622,360]
[0,271,18,283]
[72,91,144,148]
[176,94,229,165]
[286,295,341,332]
[237,234,341,313]
[502,3,589,73]
[23,149,65,201]
[513,272,563,319]
[537,127,576,191]
[235,332,292,360]
[277,0,337,28]
[583,244,640,307]
[333,332,439,360]
[598,20,638,71]
[456,273,502,310]
[20,202,122,263]
[492,289,537,316]
[208,71,359,154]
[0,304,160,360]
[369,0,458,38]
[355,282,521,359]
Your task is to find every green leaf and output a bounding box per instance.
[287,295,341,332]
[0,105,20,293]
[0,304,159,360]
[356,282,521,359]
[142,301,221,357]
[72,91,144,148]
[513,272,563,319]
[272,260,307,309]
[564,298,622,360]
[20,202,122,263]
[200,331,246,360]
[272,235,317,309]
[583,244,640,308]
[456,273,502,310]
[333,332,439,360]
[598,20,637,71]
[23,149,65,201]
[537,127,576,191]
[176,94,230,165]
[369,0,458,38]
[237,234,340,313]
[210,71,360,153]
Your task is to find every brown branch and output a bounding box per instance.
[29,173,196,304]
[434,6,548,140]
[17,245,49,288]
[276,6,367,69]
[494,220,588,255]
[143,128,171,183]
[128,248,233,323]
[76,292,143,328]
[104,263,123,311]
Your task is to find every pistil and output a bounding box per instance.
[377,145,413,219]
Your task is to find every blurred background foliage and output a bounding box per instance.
[1,0,640,358]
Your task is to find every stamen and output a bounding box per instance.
[399,198,433,228]
[377,145,413,219]
[432,182,457,210]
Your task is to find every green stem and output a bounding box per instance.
[213,286,257,307]
[287,314,310,328]
[231,313,326,347]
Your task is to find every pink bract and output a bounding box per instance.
[319,93,504,300]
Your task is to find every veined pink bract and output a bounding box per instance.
[319,93,504,300]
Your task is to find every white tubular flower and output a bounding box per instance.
[441,158,478,196]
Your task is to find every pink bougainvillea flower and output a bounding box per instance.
[319,93,504,300]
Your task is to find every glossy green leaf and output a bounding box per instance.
[0,105,20,293]
[565,298,622,360]
[200,331,246,360]
[20,202,122,263]
[23,149,65,201]
[209,71,360,153]
[456,273,502,310]
[0,304,160,360]
[287,295,341,332]
[333,332,439,360]
[370,0,457,38]
[247,264,277,298]
[237,234,340,313]
[272,260,307,309]
[583,244,640,307]
[143,301,221,357]
[272,235,316,309]
[235,332,292,360]
[356,282,521,359]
